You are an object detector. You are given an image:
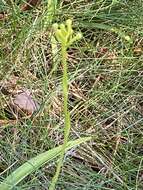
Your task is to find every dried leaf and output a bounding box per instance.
[21,0,41,11]
[0,75,19,95]
[0,119,17,127]
[0,0,41,20]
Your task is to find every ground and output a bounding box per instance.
[0,0,143,189]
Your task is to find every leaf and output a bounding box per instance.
[0,137,91,190]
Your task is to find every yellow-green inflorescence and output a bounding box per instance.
[53,19,82,48]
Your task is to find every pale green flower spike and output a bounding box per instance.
[53,19,82,47]
[49,20,83,190]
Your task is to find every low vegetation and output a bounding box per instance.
[0,0,143,189]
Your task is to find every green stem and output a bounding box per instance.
[49,46,71,190]
[44,0,57,30]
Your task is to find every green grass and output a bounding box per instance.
[0,0,143,189]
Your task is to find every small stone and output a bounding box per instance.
[10,90,40,117]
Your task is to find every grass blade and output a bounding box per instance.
[78,22,132,43]
[0,137,91,190]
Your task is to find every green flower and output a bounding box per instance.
[53,19,82,47]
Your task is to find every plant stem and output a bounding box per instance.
[49,45,71,190]
[44,0,57,30]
